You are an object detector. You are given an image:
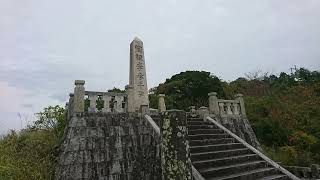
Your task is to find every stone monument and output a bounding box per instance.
[127,37,149,112]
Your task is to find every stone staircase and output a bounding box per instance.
[187,117,291,180]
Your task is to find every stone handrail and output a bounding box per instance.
[206,116,299,180]
[144,115,160,135]
[217,99,241,116]
[191,166,206,180]
[71,80,129,113]
[208,92,247,117]
[144,114,205,180]
[84,91,126,113]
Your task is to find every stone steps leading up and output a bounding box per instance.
[188,129,224,135]
[191,148,252,161]
[188,121,215,126]
[188,133,229,140]
[187,117,205,121]
[189,138,236,146]
[187,117,291,180]
[207,167,278,180]
[193,153,260,169]
[187,125,219,130]
[257,174,290,180]
[190,143,244,153]
[200,160,268,178]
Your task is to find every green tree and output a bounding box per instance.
[32,105,66,138]
[0,105,66,180]
[151,71,224,110]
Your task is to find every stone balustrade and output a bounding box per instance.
[208,92,246,117]
[217,100,241,116]
[69,80,127,115]
[85,91,126,113]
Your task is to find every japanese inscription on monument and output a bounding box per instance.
[128,37,149,112]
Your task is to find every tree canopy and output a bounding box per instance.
[150,71,225,110]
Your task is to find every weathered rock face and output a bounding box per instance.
[55,113,161,180]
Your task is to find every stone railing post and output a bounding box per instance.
[208,92,219,114]
[160,110,192,180]
[115,96,124,112]
[102,95,111,113]
[65,102,69,121]
[88,95,98,112]
[68,93,74,119]
[198,106,209,119]
[189,106,197,117]
[158,94,166,113]
[233,103,240,115]
[218,102,225,115]
[226,102,233,115]
[235,94,247,117]
[190,106,196,113]
[73,80,85,113]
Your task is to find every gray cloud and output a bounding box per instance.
[0,0,320,133]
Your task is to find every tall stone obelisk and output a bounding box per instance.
[127,37,149,112]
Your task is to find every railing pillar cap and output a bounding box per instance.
[208,92,217,96]
[75,80,85,85]
[158,94,165,97]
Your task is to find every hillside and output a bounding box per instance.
[150,68,320,166]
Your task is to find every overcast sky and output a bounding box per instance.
[0,0,319,134]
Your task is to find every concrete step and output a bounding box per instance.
[187,117,202,121]
[257,174,289,180]
[189,138,236,146]
[188,129,224,135]
[191,148,251,161]
[200,160,268,178]
[187,121,213,126]
[192,153,260,170]
[190,143,245,154]
[207,167,278,180]
[188,133,229,140]
[187,124,218,130]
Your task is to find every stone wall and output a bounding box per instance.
[284,165,320,179]
[213,115,261,150]
[55,113,161,180]
[160,111,192,180]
